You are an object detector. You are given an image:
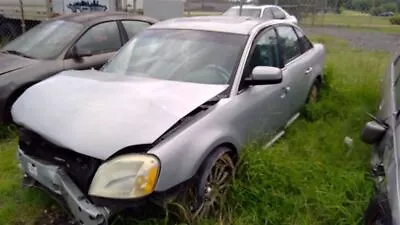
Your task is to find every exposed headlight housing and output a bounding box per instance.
[88,154,160,199]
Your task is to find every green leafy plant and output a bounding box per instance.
[389,15,400,25]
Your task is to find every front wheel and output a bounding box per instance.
[173,147,236,223]
[306,79,321,104]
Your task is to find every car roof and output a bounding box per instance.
[148,16,287,35]
[52,12,158,26]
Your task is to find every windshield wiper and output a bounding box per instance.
[1,50,33,59]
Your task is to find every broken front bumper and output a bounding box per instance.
[17,148,111,225]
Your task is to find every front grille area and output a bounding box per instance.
[18,127,102,193]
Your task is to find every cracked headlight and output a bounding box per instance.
[89,154,160,199]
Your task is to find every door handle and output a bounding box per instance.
[305,67,313,75]
[281,86,291,98]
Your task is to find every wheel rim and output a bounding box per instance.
[189,153,235,220]
[309,84,319,104]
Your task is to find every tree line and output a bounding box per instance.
[256,0,399,15]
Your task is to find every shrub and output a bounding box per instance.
[390,15,400,25]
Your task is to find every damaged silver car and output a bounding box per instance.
[361,54,400,225]
[12,16,325,225]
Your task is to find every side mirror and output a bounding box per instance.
[245,66,283,85]
[361,120,387,145]
[70,45,92,60]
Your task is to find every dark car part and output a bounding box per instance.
[364,193,392,225]
[18,127,102,193]
[361,120,388,145]
[173,146,236,222]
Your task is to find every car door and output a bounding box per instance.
[233,27,289,141]
[275,25,313,116]
[379,57,400,224]
[63,21,123,71]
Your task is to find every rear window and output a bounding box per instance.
[223,8,262,17]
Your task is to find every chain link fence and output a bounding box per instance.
[184,0,323,20]
[183,0,399,31]
[1,0,396,47]
[0,0,28,47]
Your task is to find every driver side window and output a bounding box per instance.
[248,28,281,72]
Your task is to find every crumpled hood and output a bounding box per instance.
[12,70,228,160]
[0,52,38,75]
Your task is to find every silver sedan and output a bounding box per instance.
[12,16,325,225]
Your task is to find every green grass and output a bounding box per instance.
[0,36,391,225]
[302,10,400,34]
[0,139,52,225]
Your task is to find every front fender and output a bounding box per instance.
[149,118,240,192]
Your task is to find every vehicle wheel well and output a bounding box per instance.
[196,143,238,177]
[316,75,322,84]
[217,143,239,164]
[3,83,36,124]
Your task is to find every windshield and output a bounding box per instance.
[101,29,247,85]
[2,20,83,59]
[223,8,262,17]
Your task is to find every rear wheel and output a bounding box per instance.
[364,194,392,225]
[173,147,236,223]
[307,79,321,104]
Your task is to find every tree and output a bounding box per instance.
[352,0,373,12]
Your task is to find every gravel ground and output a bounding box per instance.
[302,26,400,54]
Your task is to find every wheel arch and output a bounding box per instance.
[316,74,323,84]
[195,142,239,176]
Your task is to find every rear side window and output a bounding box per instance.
[262,8,274,19]
[122,20,151,40]
[271,7,287,19]
[294,27,313,53]
[276,26,301,64]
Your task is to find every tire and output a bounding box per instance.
[172,147,236,223]
[306,78,321,104]
[364,193,392,225]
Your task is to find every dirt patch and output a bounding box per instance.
[303,26,400,54]
[34,205,77,225]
